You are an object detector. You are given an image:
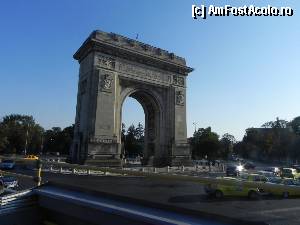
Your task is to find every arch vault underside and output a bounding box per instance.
[71,30,193,166]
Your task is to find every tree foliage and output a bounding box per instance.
[0,114,74,155]
[261,117,288,129]
[290,116,300,135]
[122,123,144,157]
[0,114,44,154]
[43,125,74,155]
[238,117,300,162]
[190,127,220,160]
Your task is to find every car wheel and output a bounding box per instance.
[215,190,224,199]
[248,190,259,200]
[282,192,289,198]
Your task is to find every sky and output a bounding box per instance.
[0,0,299,140]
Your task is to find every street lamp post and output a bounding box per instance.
[40,134,44,155]
[24,128,29,155]
[192,122,198,133]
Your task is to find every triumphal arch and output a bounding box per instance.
[71,30,193,166]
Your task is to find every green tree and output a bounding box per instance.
[0,123,8,152]
[43,125,74,155]
[219,133,236,158]
[190,127,220,160]
[261,117,288,129]
[0,114,44,154]
[135,122,144,141]
[290,116,300,135]
[123,123,144,157]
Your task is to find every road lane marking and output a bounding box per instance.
[258,206,300,214]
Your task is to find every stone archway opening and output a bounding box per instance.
[121,96,144,158]
[121,89,161,165]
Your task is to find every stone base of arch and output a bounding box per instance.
[85,158,123,167]
[169,142,193,166]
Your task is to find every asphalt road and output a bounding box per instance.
[4,167,300,225]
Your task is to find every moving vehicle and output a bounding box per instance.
[264,167,280,176]
[280,168,300,179]
[281,178,300,186]
[204,177,264,199]
[263,178,300,198]
[257,170,277,178]
[0,159,15,169]
[24,155,39,160]
[243,162,255,170]
[292,165,300,173]
[267,176,282,184]
[226,165,243,177]
[0,175,18,189]
[240,173,268,182]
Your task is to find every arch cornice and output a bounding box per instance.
[74,30,194,75]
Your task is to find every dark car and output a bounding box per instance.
[243,162,255,170]
[0,159,15,170]
[226,165,240,177]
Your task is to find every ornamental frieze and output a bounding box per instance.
[173,75,184,86]
[97,55,115,70]
[118,62,172,84]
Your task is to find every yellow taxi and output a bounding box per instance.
[264,178,300,198]
[280,168,300,179]
[24,155,39,160]
[240,173,268,182]
[204,177,264,199]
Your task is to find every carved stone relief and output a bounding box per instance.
[118,61,171,84]
[100,73,113,92]
[173,75,184,86]
[97,55,115,70]
[176,90,185,105]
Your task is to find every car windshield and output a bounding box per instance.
[2,176,16,182]
[282,169,292,173]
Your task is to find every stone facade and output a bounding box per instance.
[70,30,193,166]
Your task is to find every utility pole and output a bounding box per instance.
[40,134,44,155]
[192,122,198,133]
[24,128,29,155]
